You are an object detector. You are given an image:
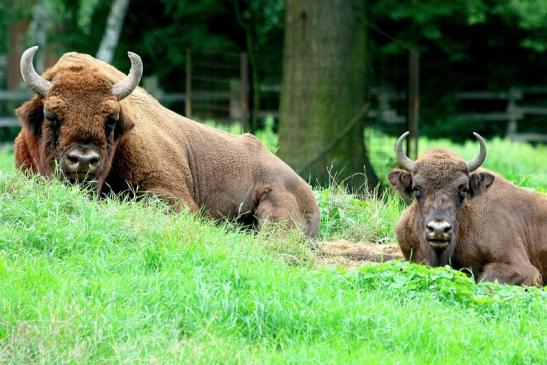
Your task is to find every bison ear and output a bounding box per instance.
[469,172,495,197]
[115,107,135,140]
[15,97,44,137]
[388,169,412,196]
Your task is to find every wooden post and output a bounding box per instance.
[185,49,192,118]
[506,87,518,138]
[240,52,250,132]
[407,50,420,159]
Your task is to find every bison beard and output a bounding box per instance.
[389,132,547,286]
[14,47,320,237]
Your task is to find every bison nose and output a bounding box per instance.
[426,220,452,241]
[64,148,100,175]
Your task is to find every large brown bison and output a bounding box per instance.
[389,132,547,285]
[14,47,320,236]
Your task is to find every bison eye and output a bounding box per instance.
[459,184,469,199]
[45,112,58,127]
[105,116,117,133]
[412,187,422,199]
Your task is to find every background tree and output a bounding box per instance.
[278,0,378,189]
[96,0,130,62]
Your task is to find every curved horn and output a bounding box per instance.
[112,52,143,100]
[467,132,487,172]
[395,131,416,171]
[20,46,52,97]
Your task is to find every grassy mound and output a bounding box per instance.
[0,170,545,364]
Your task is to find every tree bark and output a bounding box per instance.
[278,0,378,190]
[96,0,130,63]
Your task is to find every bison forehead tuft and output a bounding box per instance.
[47,66,115,101]
[414,157,468,184]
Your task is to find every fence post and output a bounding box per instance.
[185,49,192,118]
[240,52,250,131]
[407,50,420,159]
[506,87,519,138]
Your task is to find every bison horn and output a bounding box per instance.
[112,52,143,100]
[467,132,487,172]
[395,131,416,171]
[20,46,52,97]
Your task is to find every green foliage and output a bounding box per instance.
[235,0,283,48]
[497,0,547,51]
[371,0,488,53]
[76,0,101,33]
[372,0,547,54]
[354,260,545,306]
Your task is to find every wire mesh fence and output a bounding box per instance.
[181,47,411,170]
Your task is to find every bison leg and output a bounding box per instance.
[479,262,542,286]
[254,188,307,235]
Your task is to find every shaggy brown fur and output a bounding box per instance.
[389,148,547,286]
[14,52,320,236]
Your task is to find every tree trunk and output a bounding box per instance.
[7,20,29,90]
[96,0,130,63]
[278,0,378,190]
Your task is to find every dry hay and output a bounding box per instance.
[317,240,403,269]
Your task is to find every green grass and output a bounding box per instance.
[315,186,403,243]
[0,148,13,172]
[0,171,545,364]
[0,131,546,364]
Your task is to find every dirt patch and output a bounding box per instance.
[316,240,403,269]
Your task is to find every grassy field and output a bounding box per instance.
[0,130,546,364]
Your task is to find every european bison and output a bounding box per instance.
[389,132,547,286]
[14,47,320,236]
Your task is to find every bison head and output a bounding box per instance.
[17,46,142,191]
[389,132,495,263]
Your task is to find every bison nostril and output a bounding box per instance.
[443,225,452,233]
[87,155,99,166]
[67,154,79,164]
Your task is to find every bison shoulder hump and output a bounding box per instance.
[241,133,266,150]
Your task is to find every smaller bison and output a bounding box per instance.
[389,132,547,286]
[14,47,320,236]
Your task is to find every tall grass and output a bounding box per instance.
[315,186,403,243]
[0,171,545,364]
